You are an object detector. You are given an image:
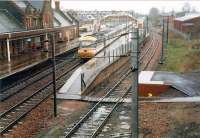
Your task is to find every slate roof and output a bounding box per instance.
[12,1,27,11]
[53,10,73,27]
[27,0,44,11]
[0,10,24,33]
[11,0,45,12]
[175,14,200,22]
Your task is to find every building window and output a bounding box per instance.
[43,12,51,28]
[33,18,38,29]
[26,17,32,29]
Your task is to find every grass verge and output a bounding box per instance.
[157,34,200,73]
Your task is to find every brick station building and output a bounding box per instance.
[173,14,200,38]
[0,0,79,62]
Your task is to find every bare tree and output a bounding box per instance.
[149,7,159,18]
[182,2,191,13]
[149,7,160,26]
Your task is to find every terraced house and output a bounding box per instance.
[0,0,79,62]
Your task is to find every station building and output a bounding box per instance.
[0,0,79,62]
[173,14,200,37]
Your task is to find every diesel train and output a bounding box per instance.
[78,24,129,59]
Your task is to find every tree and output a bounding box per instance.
[149,7,159,18]
[191,6,197,13]
[149,7,160,26]
[182,2,191,13]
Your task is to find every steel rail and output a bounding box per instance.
[0,58,77,101]
[139,36,154,61]
[0,50,76,94]
[64,69,132,138]
[0,30,121,101]
[91,86,132,137]
[142,38,160,70]
[91,34,160,137]
[91,33,161,137]
[0,62,81,135]
[63,32,159,138]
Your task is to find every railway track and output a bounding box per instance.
[63,69,132,138]
[0,34,124,136]
[140,34,161,70]
[94,34,161,137]
[0,61,82,136]
[62,33,161,137]
[0,52,77,101]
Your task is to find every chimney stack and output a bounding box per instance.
[55,0,60,10]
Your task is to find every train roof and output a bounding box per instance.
[79,35,97,41]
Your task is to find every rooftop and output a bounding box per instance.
[53,10,72,27]
[175,13,200,22]
[0,10,24,33]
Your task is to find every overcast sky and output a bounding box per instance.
[59,0,200,14]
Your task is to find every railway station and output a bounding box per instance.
[0,0,200,138]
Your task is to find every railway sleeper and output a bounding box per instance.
[99,117,108,121]
[1,118,10,121]
[13,125,18,129]
[74,132,92,136]
[15,108,26,112]
[78,128,96,131]
[94,111,110,115]
[76,129,94,133]
[0,122,8,127]
[82,123,97,127]
[5,115,11,117]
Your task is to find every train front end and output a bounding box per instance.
[78,36,97,59]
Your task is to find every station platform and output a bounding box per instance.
[139,71,200,96]
[58,69,200,100]
[58,35,127,99]
[150,71,200,96]
[141,97,200,103]
[57,95,131,103]
[0,39,79,78]
[57,96,200,103]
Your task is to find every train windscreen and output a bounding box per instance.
[80,41,97,48]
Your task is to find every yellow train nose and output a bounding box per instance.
[78,48,96,59]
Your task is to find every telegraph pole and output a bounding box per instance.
[51,33,57,117]
[125,13,128,46]
[146,16,149,35]
[131,26,139,138]
[166,16,169,45]
[159,17,164,64]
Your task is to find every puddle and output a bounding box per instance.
[119,115,130,120]
[93,105,110,121]
[102,126,110,132]
[120,121,131,130]
[120,111,126,115]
